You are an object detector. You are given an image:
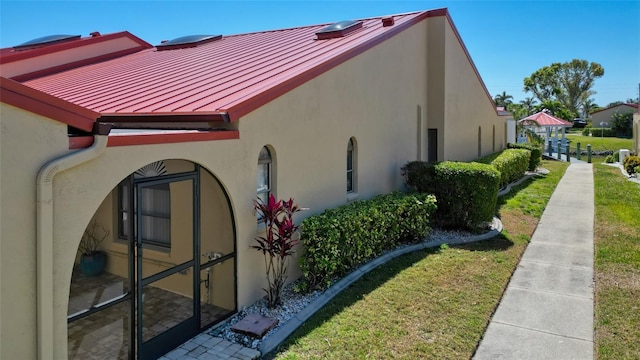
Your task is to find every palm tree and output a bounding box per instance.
[493,91,514,108]
[580,98,598,118]
[519,97,538,115]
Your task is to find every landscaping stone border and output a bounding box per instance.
[258,215,504,355]
[258,168,550,356]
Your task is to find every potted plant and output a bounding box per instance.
[78,220,110,276]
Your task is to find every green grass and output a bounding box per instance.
[565,135,633,153]
[593,164,640,360]
[269,160,569,359]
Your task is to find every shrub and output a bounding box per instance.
[582,126,591,136]
[507,143,542,171]
[298,192,437,291]
[477,149,530,188]
[402,161,500,229]
[591,127,618,137]
[253,195,302,308]
[613,151,620,162]
[623,155,640,175]
[605,155,615,163]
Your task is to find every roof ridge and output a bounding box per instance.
[221,9,431,38]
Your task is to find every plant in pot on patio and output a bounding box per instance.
[78,220,110,277]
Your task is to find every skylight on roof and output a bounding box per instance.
[155,34,222,50]
[316,20,363,40]
[13,34,81,50]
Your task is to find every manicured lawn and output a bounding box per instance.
[593,164,640,360]
[269,160,569,359]
[565,135,632,153]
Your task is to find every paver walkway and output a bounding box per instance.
[159,333,260,360]
[474,162,594,360]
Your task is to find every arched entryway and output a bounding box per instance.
[67,160,236,359]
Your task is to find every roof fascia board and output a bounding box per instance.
[99,112,229,123]
[69,130,239,149]
[0,77,97,131]
[223,8,448,121]
[0,31,152,65]
[441,11,501,116]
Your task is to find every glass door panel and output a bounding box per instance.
[200,258,235,328]
[68,298,130,360]
[141,270,195,343]
[136,176,198,359]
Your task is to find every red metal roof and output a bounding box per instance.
[590,103,638,114]
[518,111,573,127]
[20,10,447,122]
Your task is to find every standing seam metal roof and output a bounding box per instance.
[22,10,440,121]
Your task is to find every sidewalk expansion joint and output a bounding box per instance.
[508,285,593,300]
[492,320,593,343]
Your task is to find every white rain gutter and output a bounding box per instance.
[36,125,110,360]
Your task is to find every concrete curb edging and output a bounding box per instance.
[257,168,552,356]
[258,216,504,356]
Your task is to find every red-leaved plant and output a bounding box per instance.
[253,194,301,308]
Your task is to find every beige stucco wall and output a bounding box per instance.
[633,112,640,154]
[590,105,638,127]
[0,103,71,360]
[1,14,506,359]
[441,18,505,160]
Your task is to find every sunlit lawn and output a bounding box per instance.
[566,135,632,153]
[269,160,569,359]
[593,164,640,360]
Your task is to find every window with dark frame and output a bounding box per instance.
[257,146,272,221]
[118,181,172,248]
[347,139,355,193]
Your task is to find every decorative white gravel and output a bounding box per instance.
[208,227,474,349]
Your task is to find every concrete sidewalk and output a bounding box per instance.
[474,162,594,360]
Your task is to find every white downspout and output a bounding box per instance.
[36,130,109,360]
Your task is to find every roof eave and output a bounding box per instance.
[0,77,98,131]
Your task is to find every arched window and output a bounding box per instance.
[257,146,272,220]
[347,138,357,194]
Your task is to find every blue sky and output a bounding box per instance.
[1,1,639,106]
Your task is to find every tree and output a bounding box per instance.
[581,98,598,118]
[523,59,604,115]
[519,97,538,115]
[493,91,514,108]
[533,99,576,121]
[611,111,633,137]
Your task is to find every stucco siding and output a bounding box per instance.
[0,13,506,359]
[442,19,504,161]
[0,103,70,360]
[591,105,638,126]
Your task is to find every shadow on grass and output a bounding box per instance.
[453,233,514,252]
[265,234,514,358]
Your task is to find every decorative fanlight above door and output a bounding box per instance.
[134,161,168,178]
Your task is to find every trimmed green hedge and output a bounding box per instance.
[298,192,437,291]
[402,161,499,229]
[477,149,530,187]
[507,143,542,171]
[584,127,618,137]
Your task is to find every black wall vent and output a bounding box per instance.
[13,34,81,50]
[316,20,363,40]
[156,35,222,51]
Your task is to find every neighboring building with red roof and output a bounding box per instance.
[0,9,510,359]
[590,103,639,127]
